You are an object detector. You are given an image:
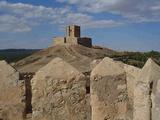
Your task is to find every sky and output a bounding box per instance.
[0,0,160,51]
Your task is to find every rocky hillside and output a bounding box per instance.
[14,45,118,73]
[14,45,160,73]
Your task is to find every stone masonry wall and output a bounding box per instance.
[1,57,160,120]
[31,58,90,120]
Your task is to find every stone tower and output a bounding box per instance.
[66,25,80,38]
[54,25,92,47]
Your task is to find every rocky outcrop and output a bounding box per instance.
[31,57,90,120]
[0,60,25,120]
[133,59,160,120]
[90,57,128,120]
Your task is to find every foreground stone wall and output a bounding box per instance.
[0,61,25,120]
[133,59,160,120]
[152,79,160,120]
[90,58,128,120]
[1,57,160,120]
[124,65,141,119]
[31,58,90,120]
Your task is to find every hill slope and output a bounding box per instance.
[14,45,118,73]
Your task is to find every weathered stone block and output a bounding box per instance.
[90,57,128,120]
[133,58,160,120]
[124,64,141,119]
[31,57,90,120]
[54,37,66,45]
[0,60,25,120]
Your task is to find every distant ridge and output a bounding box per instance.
[0,49,40,51]
[0,49,40,62]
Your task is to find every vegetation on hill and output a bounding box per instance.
[111,50,160,68]
[0,49,40,63]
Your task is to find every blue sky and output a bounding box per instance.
[0,0,160,51]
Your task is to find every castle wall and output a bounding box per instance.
[2,57,160,120]
[54,37,66,45]
[133,59,160,120]
[90,58,128,120]
[66,37,79,44]
[31,58,90,120]
[78,37,92,47]
[53,25,92,47]
[67,25,80,37]
[0,61,25,120]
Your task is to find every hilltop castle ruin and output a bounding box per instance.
[54,25,92,47]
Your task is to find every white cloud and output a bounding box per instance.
[85,20,123,28]
[0,1,122,32]
[0,0,160,33]
[0,15,31,32]
[57,0,160,22]
[63,13,122,28]
[0,1,70,32]
[59,12,122,29]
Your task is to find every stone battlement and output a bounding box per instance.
[54,25,92,47]
[1,57,160,120]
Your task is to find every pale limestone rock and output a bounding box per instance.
[90,59,102,70]
[134,81,150,120]
[124,64,141,119]
[138,58,160,83]
[90,57,128,120]
[134,58,160,120]
[31,57,90,120]
[149,60,160,120]
[124,64,141,100]
[152,79,160,120]
[91,57,124,77]
[0,60,24,120]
